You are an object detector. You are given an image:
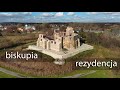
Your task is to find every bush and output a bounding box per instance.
[86,32,120,48]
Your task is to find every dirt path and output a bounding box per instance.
[0,67,31,78]
[63,70,96,78]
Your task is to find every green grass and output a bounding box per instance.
[46,70,91,78]
[0,71,16,78]
[46,70,120,78]
[28,70,92,78]
[66,44,120,62]
[0,34,120,78]
[0,65,33,78]
[80,70,120,78]
[81,70,112,78]
[57,70,120,78]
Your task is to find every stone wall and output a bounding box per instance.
[50,40,62,51]
[36,26,81,52]
[63,36,76,50]
[28,44,94,60]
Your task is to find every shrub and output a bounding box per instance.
[86,32,120,48]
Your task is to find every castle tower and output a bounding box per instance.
[66,27,74,36]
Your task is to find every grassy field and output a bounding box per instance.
[0,44,120,78]
[0,66,119,78]
[65,44,120,78]
[80,70,120,78]
[0,33,120,78]
[66,44,120,60]
[0,33,38,51]
[0,71,16,78]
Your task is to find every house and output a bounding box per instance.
[17,27,24,32]
[0,25,4,31]
[25,24,36,31]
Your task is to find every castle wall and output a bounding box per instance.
[63,36,75,50]
[36,27,81,52]
[37,34,47,49]
[50,40,62,51]
[46,40,50,50]
[28,44,94,60]
[77,38,80,47]
[66,27,74,36]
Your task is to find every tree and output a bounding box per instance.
[0,30,2,36]
[17,23,23,28]
[41,23,50,29]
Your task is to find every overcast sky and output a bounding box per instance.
[0,12,120,23]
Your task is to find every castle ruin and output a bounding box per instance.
[36,27,81,52]
[28,26,93,60]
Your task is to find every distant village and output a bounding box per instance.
[0,23,68,34]
[0,24,36,33]
[0,23,120,37]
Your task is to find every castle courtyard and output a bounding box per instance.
[28,44,93,60]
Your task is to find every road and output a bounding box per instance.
[63,70,96,78]
[0,67,31,78]
[0,67,96,78]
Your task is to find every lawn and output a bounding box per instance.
[48,70,120,78]
[80,70,120,78]
[0,71,16,78]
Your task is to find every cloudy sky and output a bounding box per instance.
[0,12,120,23]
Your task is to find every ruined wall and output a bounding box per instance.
[50,40,62,51]
[37,34,46,49]
[63,36,75,50]
[66,27,74,36]
[36,26,80,52]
